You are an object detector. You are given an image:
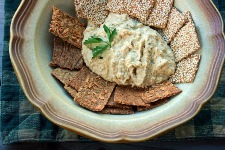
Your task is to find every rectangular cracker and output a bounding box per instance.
[137,98,169,111]
[74,0,86,18]
[147,0,174,28]
[127,0,155,23]
[64,85,78,98]
[169,54,201,83]
[162,7,187,43]
[77,0,108,26]
[49,7,85,49]
[100,107,134,115]
[106,0,130,14]
[51,68,77,85]
[142,81,182,103]
[67,66,91,91]
[170,19,200,62]
[114,86,149,106]
[74,72,116,111]
[50,38,84,70]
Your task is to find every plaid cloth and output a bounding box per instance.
[0,0,225,144]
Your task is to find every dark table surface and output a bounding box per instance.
[1,0,225,149]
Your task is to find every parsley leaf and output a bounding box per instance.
[92,44,109,58]
[84,24,117,58]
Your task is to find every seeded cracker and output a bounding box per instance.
[77,0,109,26]
[142,81,182,103]
[183,11,193,23]
[106,0,130,14]
[170,19,200,62]
[114,86,150,106]
[137,98,169,111]
[147,0,174,28]
[68,66,91,91]
[51,68,77,85]
[74,72,116,111]
[50,38,84,70]
[169,54,201,83]
[100,107,134,115]
[64,85,78,98]
[74,0,85,18]
[49,7,85,49]
[162,7,187,43]
[106,91,132,109]
[127,0,155,23]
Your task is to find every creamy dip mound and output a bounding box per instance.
[82,13,176,87]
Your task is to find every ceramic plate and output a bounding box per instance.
[10,0,225,142]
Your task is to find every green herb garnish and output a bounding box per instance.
[84,24,117,58]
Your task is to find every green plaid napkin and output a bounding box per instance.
[1,0,225,144]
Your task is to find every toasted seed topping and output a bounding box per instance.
[169,54,201,83]
[49,7,85,49]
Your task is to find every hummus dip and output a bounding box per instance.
[82,13,176,87]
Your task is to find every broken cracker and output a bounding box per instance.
[74,72,116,111]
[142,81,182,103]
[127,0,155,23]
[64,85,78,98]
[49,6,85,49]
[137,98,169,111]
[77,0,109,26]
[169,54,201,83]
[170,19,200,62]
[106,91,132,109]
[100,107,134,115]
[68,66,91,91]
[147,0,174,28]
[114,86,149,106]
[50,38,84,70]
[162,7,187,43]
[51,68,77,85]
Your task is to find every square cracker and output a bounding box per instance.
[137,98,169,111]
[170,18,200,62]
[106,0,130,14]
[100,107,134,115]
[147,0,174,28]
[162,7,187,43]
[114,86,150,106]
[49,7,85,49]
[50,38,84,70]
[142,81,182,103]
[127,0,155,23]
[169,54,201,83]
[77,0,109,26]
[74,72,116,111]
[67,66,91,91]
[51,68,77,85]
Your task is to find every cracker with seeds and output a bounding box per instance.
[106,0,130,14]
[74,0,85,18]
[76,0,109,26]
[183,11,193,23]
[68,66,91,91]
[106,92,132,109]
[170,19,200,62]
[162,7,187,43]
[114,86,150,106]
[74,72,116,111]
[142,81,182,103]
[169,54,201,83]
[137,98,169,111]
[64,85,78,98]
[50,38,84,70]
[49,7,85,49]
[147,0,174,28]
[51,68,77,85]
[127,0,155,23]
[100,107,134,115]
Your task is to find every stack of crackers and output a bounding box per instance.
[48,0,201,114]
